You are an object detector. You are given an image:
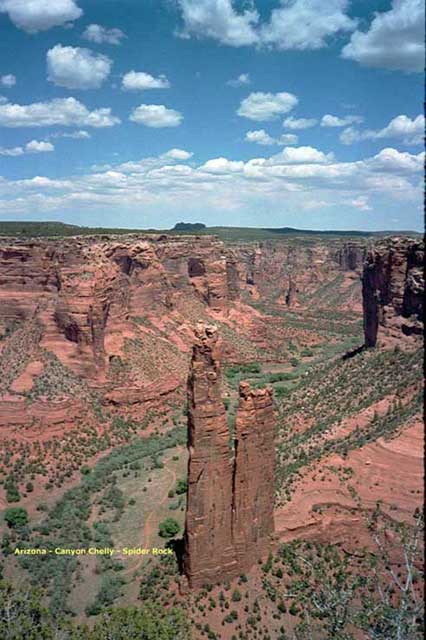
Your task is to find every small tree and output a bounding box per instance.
[4,507,28,529]
[158,517,180,539]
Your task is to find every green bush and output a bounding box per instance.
[4,507,28,528]
[158,517,180,539]
[175,478,188,495]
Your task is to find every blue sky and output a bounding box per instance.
[0,0,424,230]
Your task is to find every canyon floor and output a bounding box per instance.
[0,228,423,639]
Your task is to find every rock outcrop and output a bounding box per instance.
[285,276,298,308]
[183,324,275,589]
[335,242,366,272]
[233,381,275,571]
[183,324,237,587]
[362,237,424,347]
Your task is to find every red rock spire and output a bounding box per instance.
[183,323,275,589]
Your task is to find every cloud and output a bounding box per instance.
[0,146,422,220]
[0,139,54,156]
[345,196,372,211]
[122,71,170,91]
[129,104,183,127]
[238,91,298,121]
[227,73,251,87]
[283,116,317,130]
[50,129,92,140]
[366,147,424,173]
[82,24,126,45]
[0,74,16,87]
[245,129,298,146]
[321,114,363,127]
[340,114,424,146]
[341,0,425,72]
[25,140,54,153]
[0,97,120,128]
[200,158,245,173]
[0,0,82,33]
[269,146,334,164]
[47,45,112,90]
[0,146,24,157]
[176,0,356,50]
[177,0,259,46]
[161,148,193,160]
[259,0,356,51]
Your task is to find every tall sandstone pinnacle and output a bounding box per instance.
[183,323,275,589]
[233,381,275,572]
[183,323,237,588]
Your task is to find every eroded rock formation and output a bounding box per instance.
[362,237,424,347]
[183,323,237,587]
[183,324,275,589]
[233,381,275,571]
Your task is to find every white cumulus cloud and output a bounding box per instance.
[177,0,356,50]
[340,114,424,146]
[283,116,317,130]
[122,71,170,91]
[129,104,183,128]
[26,140,54,153]
[341,0,425,72]
[177,0,259,46]
[260,0,356,51]
[162,148,193,160]
[0,139,54,156]
[0,74,16,87]
[321,114,363,127]
[200,157,245,173]
[238,91,298,121]
[245,129,298,146]
[269,146,334,164]
[47,44,112,90]
[82,24,126,45]
[0,0,82,33]
[0,97,120,128]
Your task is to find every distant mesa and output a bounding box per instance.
[172,222,206,231]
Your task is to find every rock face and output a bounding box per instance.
[183,323,237,587]
[362,237,424,347]
[233,381,275,571]
[183,324,275,589]
[285,276,298,308]
[335,242,366,272]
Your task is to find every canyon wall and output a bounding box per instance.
[183,324,275,589]
[0,233,367,445]
[362,237,424,347]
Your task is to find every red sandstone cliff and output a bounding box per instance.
[362,237,424,347]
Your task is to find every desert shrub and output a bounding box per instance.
[158,518,180,538]
[4,507,28,528]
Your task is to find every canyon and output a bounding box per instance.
[0,230,423,637]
